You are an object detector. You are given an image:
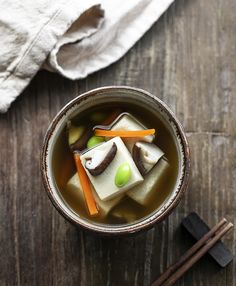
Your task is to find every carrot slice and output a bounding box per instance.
[74,153,99,216]
[94,129,155,137]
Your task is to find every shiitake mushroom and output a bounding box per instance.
[72,129,94,151]
[67,121,94,152]
[132,141,164,176]
[85,142,117,176]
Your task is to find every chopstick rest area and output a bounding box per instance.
[152,214,234,286]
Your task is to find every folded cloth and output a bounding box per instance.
[0,0,174,113]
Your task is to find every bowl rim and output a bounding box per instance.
[41,86,190,235]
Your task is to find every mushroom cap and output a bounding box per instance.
[132,141,164,175]
[85,142,117,176]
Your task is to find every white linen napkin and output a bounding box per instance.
[0,0,174,113]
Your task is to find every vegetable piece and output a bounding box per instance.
[132,142,164,175]
[115,162,131,187]
[85,142,117,176]
[67,121,85,146]
[90,112,107,123]
[74,153,99,216]
[67,173,124,218]
[71,128,93,151]
[101,109,122,125]
[87,136,105,149]
[132,144,146,176]
[94,129,155,137]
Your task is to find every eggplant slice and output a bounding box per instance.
[85,142,117,176]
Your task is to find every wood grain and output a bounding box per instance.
[0,0,235,285]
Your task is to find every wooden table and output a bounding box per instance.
[0,0,235,285]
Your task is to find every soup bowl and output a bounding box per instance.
[41,86,190,235]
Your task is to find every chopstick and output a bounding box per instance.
[152,219,233,286]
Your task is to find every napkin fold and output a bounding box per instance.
[0,0,174,113]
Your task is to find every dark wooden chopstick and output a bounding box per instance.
[152,218,227,286]
[152,219,233,286]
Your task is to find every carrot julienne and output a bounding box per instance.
[94,129,155,137]
[74,153,99,216]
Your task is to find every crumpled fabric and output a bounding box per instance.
[0,0,174,113]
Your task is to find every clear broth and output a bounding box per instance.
[52,103,179,225]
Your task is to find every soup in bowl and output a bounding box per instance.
[41,86,190,235]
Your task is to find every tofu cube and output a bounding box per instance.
[111,203,138,223]
[111,113,154,152]
[66,173,123,217]
[127,158,169,205]
[80,137,143,201]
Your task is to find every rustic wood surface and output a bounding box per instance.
[0,0,235,285]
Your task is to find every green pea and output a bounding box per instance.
[115,163,131,188]
[87,136,105,149]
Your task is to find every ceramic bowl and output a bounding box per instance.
[41,86,190,235]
